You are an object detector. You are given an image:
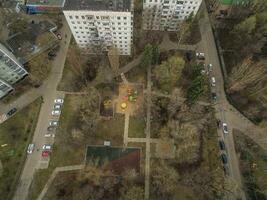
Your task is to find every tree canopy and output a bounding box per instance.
[154,56,185,92]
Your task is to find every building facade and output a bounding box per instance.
[63,0,133,55]
[0,43,28,98]
[0,79,13,99]
[143,0,202,31]
[26,0,65,14]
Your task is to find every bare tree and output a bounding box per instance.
[228,57,267,93]
[79,86,100,133]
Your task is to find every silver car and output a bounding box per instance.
[222,123,229,134]
[27,144,35,154]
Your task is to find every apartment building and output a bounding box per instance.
[143,0,202,31]
[0,79,13,99]
[63,0,133,55]
[0,43,28,98]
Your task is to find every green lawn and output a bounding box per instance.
[28,94,125,199]
[0,98,42,200]
[128,116,146,138]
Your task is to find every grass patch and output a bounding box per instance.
[125,64,147,84]
[95,114,124,145]
[27,168,53,200]
[28,94,125,199]
[128,116,146,138]
[233,129,267,199]
[0,98,42,200]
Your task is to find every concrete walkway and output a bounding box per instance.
[37,165,84,200]
[144,65,152,200]
[127,137,160,144]
[123,113,130,146]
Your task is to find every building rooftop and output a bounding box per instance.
[5,21,58,64]
[26,0,65,6]
[64,0,131,12]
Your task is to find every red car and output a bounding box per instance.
[42,150,50,157]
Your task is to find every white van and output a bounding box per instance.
[211,77,216,87]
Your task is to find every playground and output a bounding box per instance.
[115,83,144,116]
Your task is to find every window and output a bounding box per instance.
[123,17,127,20]
[75,16,79,19]
[69,16,73,19]
[117,17,121,20]
[73,26,77,29]
[81,16,85,19]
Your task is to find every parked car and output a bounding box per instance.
[212,92,217,100]
[222,123,229,134]
[27,144,35,154]
[44,133,55,137]
[54,98,64,104]
[207,64,213,71]
[186,52,194,61]
[54,104,62,110]
[7,108,17,116]
[221,154,228,164]
[48,51,56,57]
[57,33,62,40]
[42,150,50,157]
[216,120,221,128]
[223,165,230,176]
[52,110,61,116]
[47,126,57,131]
[211,77,216,87]
[49,120,59,126]
[42,144,52,150]
[196,52,205,60]
[219,140,225,150]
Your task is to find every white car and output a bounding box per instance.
[196,52,205,60]
[211,77,216,87]
[44,133,55,137]
[222,123,229,134]
[27,144,35,154]
[42,144,52,150]
[208,64,213,71]
[54,104,62,110]
[54,98,64,104]
[49,120,58,126]
[52,110,61,116]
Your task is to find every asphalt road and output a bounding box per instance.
[12,19,71,200]
[198,3,246,199]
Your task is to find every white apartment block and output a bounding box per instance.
[143,0,202,31]
[63,0,133,55]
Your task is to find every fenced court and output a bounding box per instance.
[86,145,141,174]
